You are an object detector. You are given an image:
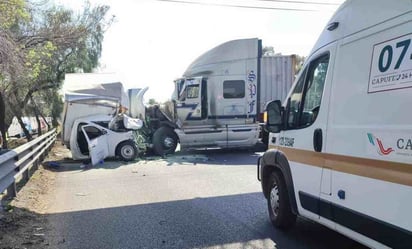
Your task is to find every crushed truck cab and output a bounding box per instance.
[62,79,143,164]
[68,115,138,164]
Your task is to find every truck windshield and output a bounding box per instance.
[176,79,185,95]
[177,78,200,101]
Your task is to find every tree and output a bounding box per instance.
[0,0,29,29]
[148,98,159,105]
[295,55,305,74]
[39,89,63,128]
[0,0,28,147]
[263,46,275,56]
[0,0,113,147]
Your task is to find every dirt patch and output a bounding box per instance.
[0,208,49,249]
[0,140,68,249]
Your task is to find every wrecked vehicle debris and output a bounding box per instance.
[61,78,146,165]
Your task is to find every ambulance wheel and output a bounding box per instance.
[153,126,178,156]
[267,171,296,228]
[116,140,138,161]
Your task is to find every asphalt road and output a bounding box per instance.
[45,149,366,249]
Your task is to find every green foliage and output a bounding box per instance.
[263,46,275,56]
[40,90,63,127]
[0,0,29,29]
[148,98,159,105]
[0,0,113,144]
[25,41,57,79]
[295,55,305,74]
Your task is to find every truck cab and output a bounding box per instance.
[168,39,262,151]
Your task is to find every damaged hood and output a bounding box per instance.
[64,92,120,108]
[129,87,148,120]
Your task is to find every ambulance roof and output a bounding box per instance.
[310,0,412,55]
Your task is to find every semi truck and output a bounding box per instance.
[135,38,296,155]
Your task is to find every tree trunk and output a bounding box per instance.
[52,113,59,128]
[31,95,42,136]
[16,115,32,141]
[35,113,42,136]
[0,92,8,148]
[40,113,51,131]
[8,96,33,141]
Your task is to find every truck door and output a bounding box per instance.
[176,77,206,126]
[276,42,336,228]
[81,125,109,166]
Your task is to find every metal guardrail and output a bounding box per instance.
[0,129,56,199]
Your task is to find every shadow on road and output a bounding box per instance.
[41,158,131,172]
[42,143,266,172]
[46,192,366,249]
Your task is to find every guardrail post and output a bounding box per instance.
[33,158,39,171]
[23,168,30,182]
[6,182,17,199]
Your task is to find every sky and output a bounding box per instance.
[60,0,345,102]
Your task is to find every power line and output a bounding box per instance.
[249,0,340,6]
[154,0,315,11]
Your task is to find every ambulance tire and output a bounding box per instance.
[153,126,178,156]
[267,171,296,229]
[116,140,138,161]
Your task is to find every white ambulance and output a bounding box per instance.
[258,0,412,248]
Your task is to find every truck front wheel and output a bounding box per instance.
[153,127,178,156]
[267,171,296,229]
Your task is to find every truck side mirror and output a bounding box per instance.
[266,100,283,133]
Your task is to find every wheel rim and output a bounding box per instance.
[270,184,280,217]
[163,136,175,149]
[121,144,135,159]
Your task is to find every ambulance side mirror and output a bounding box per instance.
[266,100,283,133]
